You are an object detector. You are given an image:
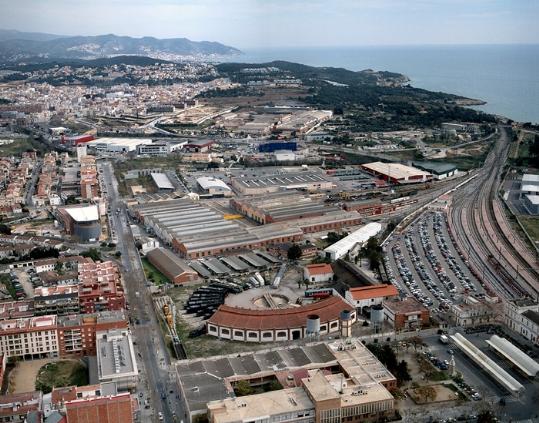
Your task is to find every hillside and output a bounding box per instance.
[0,32,241,63]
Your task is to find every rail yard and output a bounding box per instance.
[383,126,539,328]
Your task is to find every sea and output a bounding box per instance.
[227,44,539,124]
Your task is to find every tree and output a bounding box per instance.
[192,414,209,423]
[395,360,411,385]
[530,134,539,167]
[235,380,253,397]
[287,244,302,260]
[65,195,79,205]
[416,386,436,403]
[114,251,122,258]
[30,247,59,259]
[80,248,102,262]
[54,262,64,273]
[477,410,497,423]
[0,224,11,235]
[410,336,424,351]
[326,232,342,244]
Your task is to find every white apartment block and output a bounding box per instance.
[0,316,59,358]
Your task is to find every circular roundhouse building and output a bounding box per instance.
[206,296,356,343]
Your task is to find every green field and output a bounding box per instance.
[141,257,169,285]
[518,216,539,243]
[0,138,50,155]
[35,360,88,394]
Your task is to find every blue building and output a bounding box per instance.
[258,141,297,153]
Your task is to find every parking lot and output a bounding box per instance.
[384,211,485,311]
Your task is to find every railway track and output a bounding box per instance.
[449,126,539,300]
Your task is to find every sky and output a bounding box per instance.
[1,0,538,48]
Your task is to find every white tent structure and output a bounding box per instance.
[323,222,382,261]
[486,335,539,378]
[450,333,524,395]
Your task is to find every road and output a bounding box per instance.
[99,160,183,423]
[24,160,41,208]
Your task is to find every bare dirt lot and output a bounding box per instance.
[9,358,54,393]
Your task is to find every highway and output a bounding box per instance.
[99,161,183,423]
[449,126,539,300]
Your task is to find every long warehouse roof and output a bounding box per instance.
[362,162,431,180]
[485,335,539,377]
[324,222,382,256]
[450,333,524,395]
[151,173,174,190]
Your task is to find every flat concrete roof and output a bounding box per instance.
[64,205,99,223]
[88,137,152,147]
[96,330,138,381]
[233,172,328,189]
[362,162,431,180]
[208,387,314,423]
[521,184,539,192]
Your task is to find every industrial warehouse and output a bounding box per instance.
[130,198,363,258]
[230,171,334,194]
[230,191,341,224]
[360,162,432,184]
[176,339,397,423]
[86,137,153,153]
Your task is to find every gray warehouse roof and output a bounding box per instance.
[151,173,175,190]
[233,172,328,189]
[176,343,336,414]
[412,161,458,175]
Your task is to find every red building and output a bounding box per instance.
[57,311,128,357]
[383,298,430,331]
[65,393,134,423]
[53,383,135,423]
[78,261,126,313]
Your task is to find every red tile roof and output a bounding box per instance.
[304,263,333,276]
[208,296,351,331]
[349,284,398,300]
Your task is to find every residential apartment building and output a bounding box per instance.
[33,285,80,316]
[0,315,59,359]
[0,391,42,422]
[51,382,135,423]
[78,261,126,313]
[0,311,127,359]
[57,311,128,357]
